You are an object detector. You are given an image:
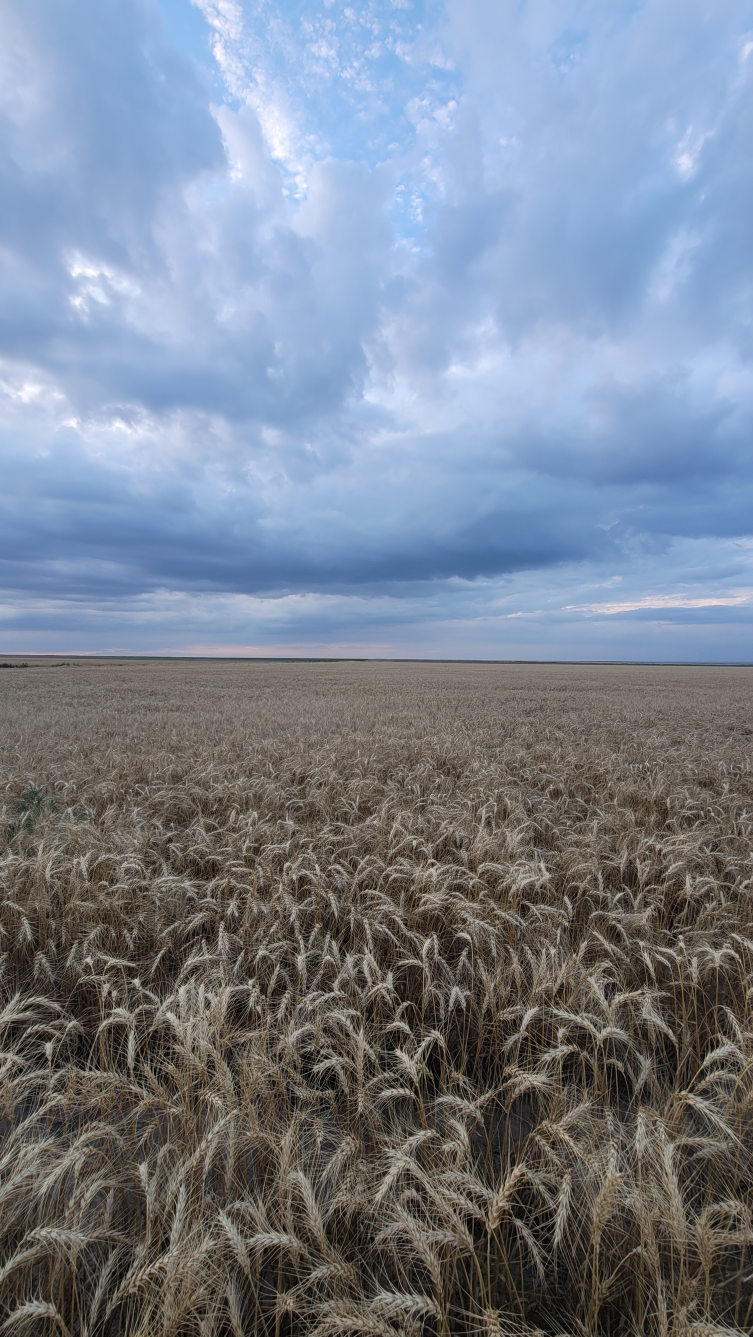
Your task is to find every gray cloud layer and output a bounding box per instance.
[0,0,751,654]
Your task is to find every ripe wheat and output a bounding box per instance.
[0,659,751,1337]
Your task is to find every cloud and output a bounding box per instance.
[567,592,753,616]
[0,0,751,656]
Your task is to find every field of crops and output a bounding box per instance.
[1,659,752,1337]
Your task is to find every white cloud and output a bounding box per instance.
[567,592,753,616]
[0,0,751,656]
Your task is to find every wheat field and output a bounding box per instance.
[1,658,752,1337]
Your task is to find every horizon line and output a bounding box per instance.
[2,655,752,668]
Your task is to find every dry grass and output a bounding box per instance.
[1,658,752,1337]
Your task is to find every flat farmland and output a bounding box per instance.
[1,660,752,1337]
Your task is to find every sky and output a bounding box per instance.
[0,0,752,660]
